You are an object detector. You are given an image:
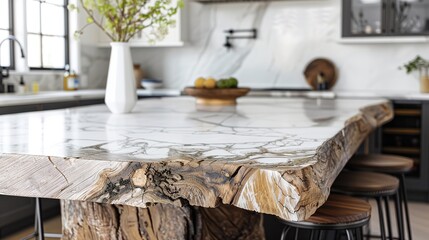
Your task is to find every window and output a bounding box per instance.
[0,0,13,68]
[26,0,69,70]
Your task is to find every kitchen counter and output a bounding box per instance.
[0,89,428,107]
[335,90,429,101]
[0,89,181,107]
[0,97,392,238]
[248,89,429,101]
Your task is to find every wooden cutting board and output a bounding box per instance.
[304,58,337,90]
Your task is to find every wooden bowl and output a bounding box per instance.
[184,87,251,106]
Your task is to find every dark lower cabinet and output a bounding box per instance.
[368,100,429,201]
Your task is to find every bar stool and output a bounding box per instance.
[21,198,62,240]
[347,154,413,240]
[279,194,371,240]
[333,171,401,240]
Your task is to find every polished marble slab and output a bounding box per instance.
[0,97,392,221]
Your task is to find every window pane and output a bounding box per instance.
[42,36,65,68]
[0,30,10,67]
[0,0,10,29]
[41,4,65,36]
[26,0,41,33]
[27,34,41,68]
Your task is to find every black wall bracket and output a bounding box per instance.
[223,29,257,49]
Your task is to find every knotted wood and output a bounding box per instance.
[0,98,394,239]
[61,200,264,240]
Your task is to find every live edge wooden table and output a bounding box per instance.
[0,97,392,240]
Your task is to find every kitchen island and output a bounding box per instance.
[0,97,392,239]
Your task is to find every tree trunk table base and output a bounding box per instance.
[61,200,264,240]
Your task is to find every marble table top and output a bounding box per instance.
[0,97,393,220]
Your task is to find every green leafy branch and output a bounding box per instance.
[400,55,429,74]
[68,0,183,42]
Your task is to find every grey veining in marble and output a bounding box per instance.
[0,97,386,168]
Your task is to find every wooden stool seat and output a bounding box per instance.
[306,194,371,225]
[281,194,371,239]
[334,171,399,196]
[348,154,413,173]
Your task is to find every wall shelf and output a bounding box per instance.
[383,128,421,135]
[337,37,429,44]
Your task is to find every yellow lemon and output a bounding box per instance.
[204,78,217,89]
[194,77,206,88]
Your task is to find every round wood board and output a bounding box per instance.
[304,58,337,90]
[184,87,250,106]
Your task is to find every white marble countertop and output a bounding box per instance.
[335,90,429,101]
[0,97,385,162]
[0,89,181,107]
[0,97,392,221]
[0,89,428,108]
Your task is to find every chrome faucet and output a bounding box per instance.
[0,35,26,93]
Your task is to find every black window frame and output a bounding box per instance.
[27,0,69,71]
[342,0,429,38]
[0,0,15,70]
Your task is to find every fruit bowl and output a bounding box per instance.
[184,87,251,106]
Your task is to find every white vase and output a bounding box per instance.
[105,42,137,114]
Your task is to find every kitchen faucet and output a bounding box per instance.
[0,35,26,93]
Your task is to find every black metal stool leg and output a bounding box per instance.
[384,196,393,240]
[356,227,362,240]
[20,198,62,240]
[346,229,354,240]
[280,226,291,240]
[294,228,299,240]
[35,198,45,240]
[310,229,315,240]
[376,197,387,240]
[20,213,38,240]
[394,192,405,240]
[400,174,412,240]
[318,230,325,240]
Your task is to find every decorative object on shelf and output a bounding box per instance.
[223,29,257,50]
[133,64,144,89]
[184,87,250,106]
[304,58,337,90]
[69,0,183,113]
[141,79,163,90]
[400,56,429,93]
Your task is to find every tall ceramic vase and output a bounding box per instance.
[105,42,137,114]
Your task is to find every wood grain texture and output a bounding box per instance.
[0,98,393,239]
[0,98,393,222]
[334,171,399,193]
[348,154,414,173]
[305,194,371,224]
[61,200,264,240]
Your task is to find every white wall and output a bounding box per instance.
[110,0,426,92]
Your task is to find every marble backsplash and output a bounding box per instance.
[124,0,428,92]
[7,0,427,92]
